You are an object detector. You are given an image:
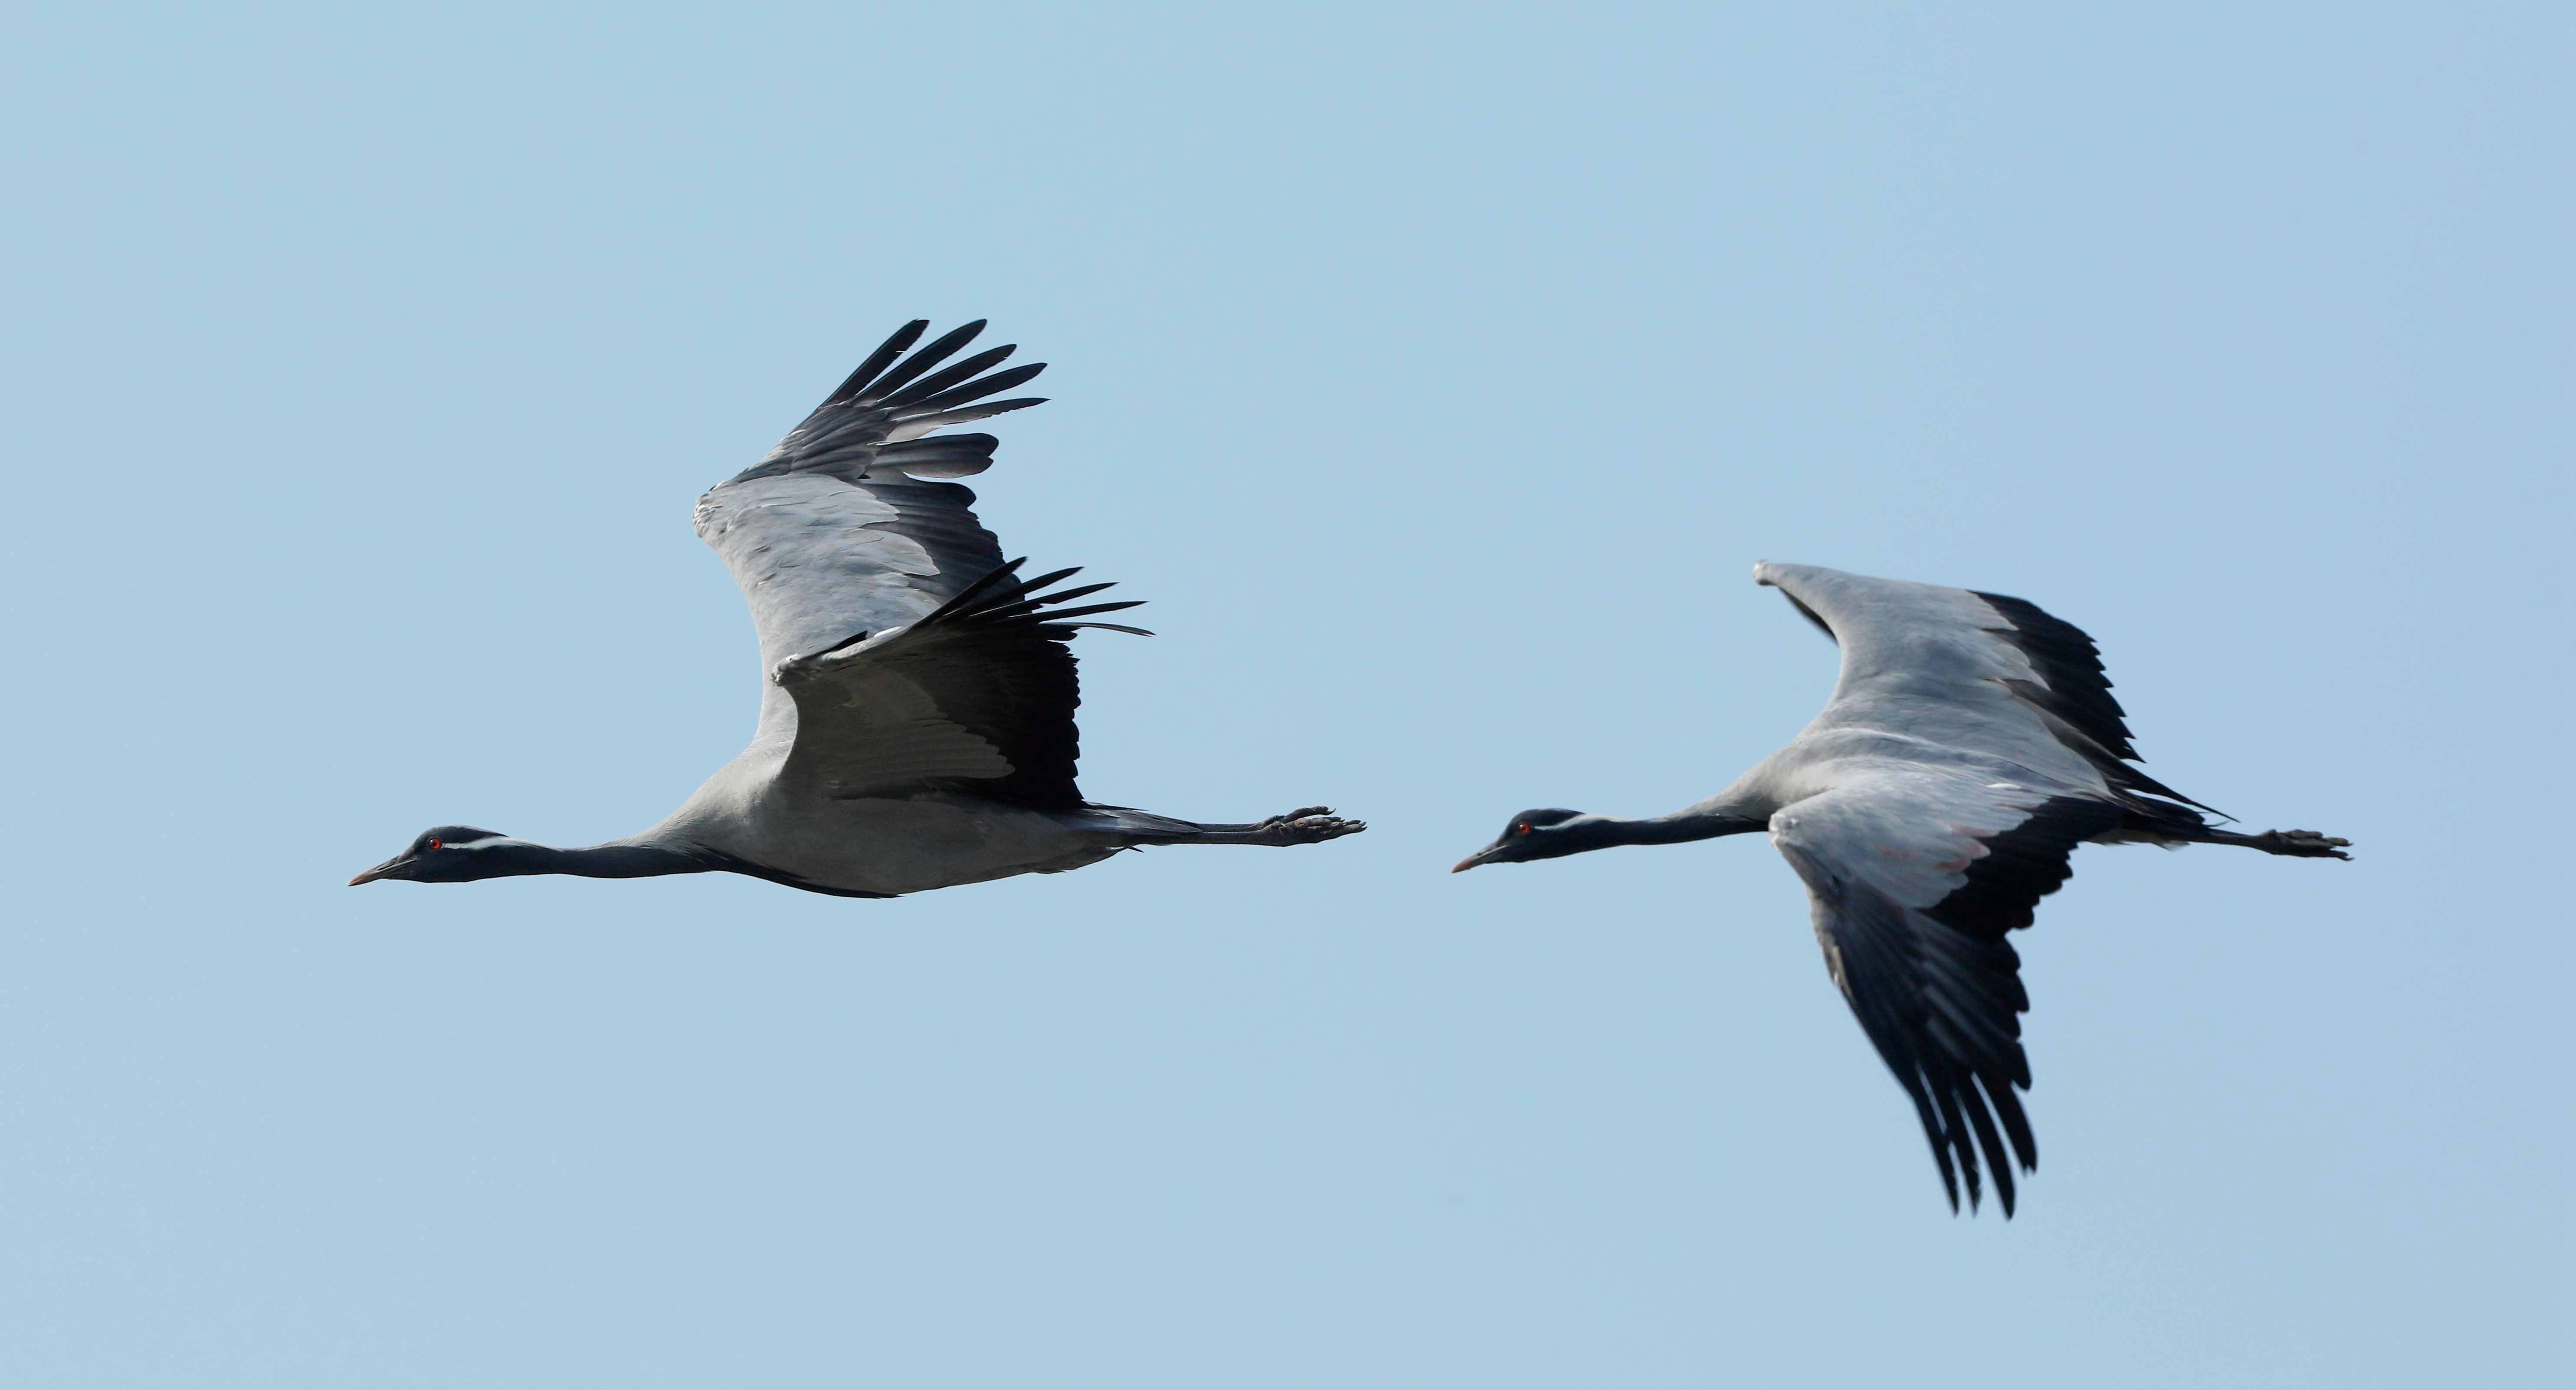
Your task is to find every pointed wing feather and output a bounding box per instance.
[694,321,1051,741]
[770,561,1149,807]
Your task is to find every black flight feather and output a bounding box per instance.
[862,320,986,402]
[904,362,1051,414]
[880,344,1018,410]
[827,320,928,406]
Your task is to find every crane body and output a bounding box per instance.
[1455,562,2347,1215]
[353,321,1363,898]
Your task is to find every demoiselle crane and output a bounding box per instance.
[353,320,1364,897]
[1452,563,2347,1215]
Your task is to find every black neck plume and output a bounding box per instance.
[1561,811,1769,854]
[457,842,715,882]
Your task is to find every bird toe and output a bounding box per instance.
[1286,814,1366,842]
[2269,829,2353,860]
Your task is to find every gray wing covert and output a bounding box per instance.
[1753,562,2215,818]
[1769,769,2121,1215]
[693,321,1046,736]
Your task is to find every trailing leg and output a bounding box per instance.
[1100,805,1367,847]
[2191,826,2352,859]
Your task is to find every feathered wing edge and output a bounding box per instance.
[726,320,1053,487]
[1780,792,2121,1218]
[1972,590,2229,825]
[773,558,1153,810]
[900,557,1155,642]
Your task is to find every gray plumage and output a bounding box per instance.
[353,320,1362,898]
[1453,562,2348,1215]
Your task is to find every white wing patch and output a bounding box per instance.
[696,475,940,584]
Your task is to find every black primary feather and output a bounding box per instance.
[725,322,1051,491]
[826,320,928,405]
[882,344,1018,410]
[1976,591,2230,821]
[1788,791,2105,1219]
[906,363,1049,414]
[860,320,987,401]
[863,559,1154,807]
[1973,591,2136,759]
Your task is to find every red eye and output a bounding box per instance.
[427,839,442,850]
[1515,823,1532,836]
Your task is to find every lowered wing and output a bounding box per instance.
[1769,767,2121,1215]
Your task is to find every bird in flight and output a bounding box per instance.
[1452,562,2347,1215]
[353,320,1364,898]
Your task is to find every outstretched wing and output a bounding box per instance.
[1753,562,2218,822]
[694,320,1050,740]
[769,560,1149,809]
[1768,769,2120,1215]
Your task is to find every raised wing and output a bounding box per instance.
[694,320,1049,738]
[1753,562,2217,820]
[769,560,1149,808]
[1769,768,2121,1215]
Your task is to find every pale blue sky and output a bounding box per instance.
[2,3,2566,1386]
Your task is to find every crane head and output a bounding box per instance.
[1451,808,1588,872]
[349,826,514,885]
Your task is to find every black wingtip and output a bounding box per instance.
[1927,1122,1963,1212]
[861,320,989,403]
[1045,600,1147,621]
[919,560,1156,641]
[827,320,931,406]
[879,343,1017,412]
[904,361,1049,415]
[1016,565,1085,594]
[925,557,1031,622]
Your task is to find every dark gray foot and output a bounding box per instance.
[1254,806,1367,846]
[2250,829,2352,860]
